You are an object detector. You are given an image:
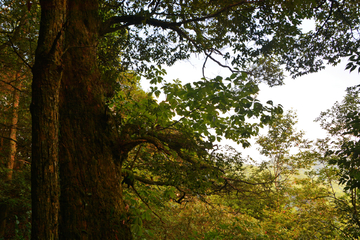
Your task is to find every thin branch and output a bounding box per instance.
[131,185,165,224]
[0,79,23,93]
[8,37,32,69]
[129,145,142,170]
[148,0,161,16]
[204,49,243,73]
[0,135,17,143]
[313,0,334,38]
[202,51,210,79]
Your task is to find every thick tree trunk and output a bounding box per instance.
[58,0,131,239]
[31,0,66,239]
[32,0,132,238]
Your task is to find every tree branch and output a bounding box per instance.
[176,0,262,26]
[8,37,32,69]
[133,175,171,186]
[100,15,182,36]
[100,1,263,75]
[101,1,262,36]
[0,135,17,143]
[0,79,24,93]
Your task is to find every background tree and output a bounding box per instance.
[0,0,35,178]
[0,0,37,238]
[256,110,311,189]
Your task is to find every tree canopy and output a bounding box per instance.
[97,0,360,77]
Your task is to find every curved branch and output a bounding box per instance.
[101,1,262,35]
[204,49,245,73]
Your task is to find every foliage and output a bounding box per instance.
[114,111,344,240]
[142,198,267,240]
[161,74,283,145]
[98,0,360,80]
[126,159,342,240]
[107,69,284,206]
[332,192,360,239]
[0,165,31,240]
[282,0,360,77]
[316,85,360,238]
[316,85,360,191]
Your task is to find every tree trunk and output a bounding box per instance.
[58,0,131,239]
[7,77,21,181]
[31,0,66,239]
[32,0,132,238]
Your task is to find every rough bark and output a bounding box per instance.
[32,0,132,238]
[31,0,66,239]
[58,0,132,239]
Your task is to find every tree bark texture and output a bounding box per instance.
[30,0,131,239]
[31,0,66,239]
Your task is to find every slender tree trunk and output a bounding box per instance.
[58,0,131,239]
[31,0,66,239]
[7,77,21,181]
[0,138,3,154]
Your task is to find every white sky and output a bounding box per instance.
[141,57,359,160]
